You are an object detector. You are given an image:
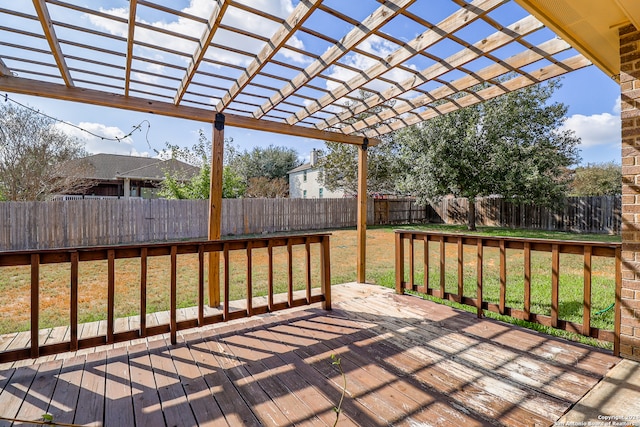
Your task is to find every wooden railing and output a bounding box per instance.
[0,234,331,363]
[395,231,621,356]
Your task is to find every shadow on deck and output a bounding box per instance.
[0,283,621,426]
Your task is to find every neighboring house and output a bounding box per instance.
[60,153,199,199]
[288,150,345,199]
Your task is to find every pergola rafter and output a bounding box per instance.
[124,0,137,97]
[31,0,73,87]
[174,0,230,105]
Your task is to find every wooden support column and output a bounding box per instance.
[357,139,368,283]
[208,113,225,306]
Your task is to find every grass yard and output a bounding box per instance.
[0,224,620,344]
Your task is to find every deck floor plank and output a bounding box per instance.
[187,333,261,427]
[147,338,199,427]
[0,284,622,427]
[73,349,107,426]
[47,355,85,425]
[0,364,39,426]
[14,359,63,425]
[167,338,229,427]
[127,342,165,427]
[104,346,135,427]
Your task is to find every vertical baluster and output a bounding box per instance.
[70,251,78,351]
[140,247,147,337]
[287,238,293,307]
[223,243,230,320]
[457,237,463,302]
[395,232,404,294]
[170,245,177,345]
[477,238,483,318]
[305,237,311,305]
[524,242,531,321]
[197,245,204,326]
[268,240,274,311]
[583,246,592,337]
[321,235,331,310]
[107,249,115,343]
[30,254,40,359]
[499,240,506,315]
[423,235,429,293]
[246,241,253,316]
[409,234,415,290]
[551,244,559,328]
[440,236,445,299]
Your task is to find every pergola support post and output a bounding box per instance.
[208,113,225,307]
[357,139,368,283]
[620,23,640,361]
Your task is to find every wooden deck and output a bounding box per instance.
[0,283,620,426]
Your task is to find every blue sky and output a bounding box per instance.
[2,0,622,166]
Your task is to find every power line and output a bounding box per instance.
[2,93,151,145]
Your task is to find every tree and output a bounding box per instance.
[317,91,404,196]
[159,130,246,199]
[318,139,401,196]
[0,102,90,201]
[570,162,621,196]
[396,79,581,230]
[245,177,289,198]
[230,145,300,181]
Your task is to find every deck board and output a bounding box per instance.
[0,284,620,426]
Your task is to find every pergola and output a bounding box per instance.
[1,0,639,361]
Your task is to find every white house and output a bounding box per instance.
[288,150,345,199]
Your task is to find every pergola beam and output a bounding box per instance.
[32,0,74,87]
[317,14,543,131]
[285,0,506,126]
[0,75,380,146]
[174,0,230,105]
[215,0,322,112]
[124,0,138,97]
[252,0,417,119]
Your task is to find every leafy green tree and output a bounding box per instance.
[159,130,246,199]
[317,90,403,196]
[396,80,581,230]
[570,162,621,196]
[230,145,300,182]
[318,140,401,196]
[0,102,89,201]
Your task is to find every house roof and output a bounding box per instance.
[65,153,198,181]
[0,0,611,146]
[288,163,314,175]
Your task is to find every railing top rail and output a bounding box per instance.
[0,233,332,267]
[395,230,621,249]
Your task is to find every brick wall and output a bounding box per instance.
[620,23,640,361]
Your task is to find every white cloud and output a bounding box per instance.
[562,112,621,149]
[56,122,149,156]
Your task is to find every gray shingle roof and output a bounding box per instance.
[64,154,198,181]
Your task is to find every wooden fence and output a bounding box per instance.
[0,196,621,250]
[374,196,621,235]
